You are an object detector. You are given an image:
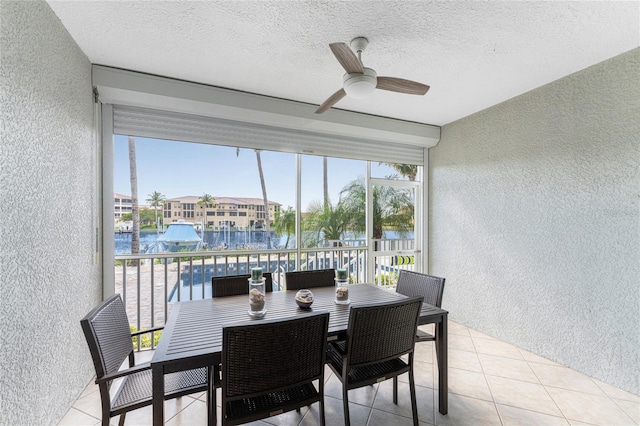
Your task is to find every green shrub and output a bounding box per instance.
[377,271,398,287]
[130,326,162,349]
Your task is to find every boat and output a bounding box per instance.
[158,220,204,252]
[117,221,133,233]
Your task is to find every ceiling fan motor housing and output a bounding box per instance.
[343,67,377,99]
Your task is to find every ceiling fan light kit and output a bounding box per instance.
[343,67,377,99]
[315,36,430,114]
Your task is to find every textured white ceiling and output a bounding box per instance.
[47,1,639,126]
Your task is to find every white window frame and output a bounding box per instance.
[98,68,437,296]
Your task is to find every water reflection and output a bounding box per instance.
[114,230,281,254]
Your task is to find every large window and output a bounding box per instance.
[113,137,296,252]
[300,155,364,248]
[113,135,419,255]
[100,75,434,318]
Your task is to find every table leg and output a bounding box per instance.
[152,365,164,426]
[437,314,448,415]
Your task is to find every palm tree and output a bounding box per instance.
[255,150,272,249]
[234,148,272,248]
[340,177,413,241]
[197,193,215,208]
[323,156,329,209]
[273,206,296,248]
[128,136,140,261]
[380,163,418,181]
[196,194,215,229]
[146,191,166,230]
[303,199,351,247]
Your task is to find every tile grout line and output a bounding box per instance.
[70,400,101,423]
[517,346,572,425]
[541,382,639,425]
[591,373,640,416]
[469,331,505,426]
[61,406,101,426]
[364,384,377,426]
[608,397,640,425]
[165,394,199,423]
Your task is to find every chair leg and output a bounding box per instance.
[342,385,350,426]
[319,380,326,426]
[393,376,398,404]
[408,370,419,426]
[100,386,112,426]
[117,413,125,426]
[319,398,326,426]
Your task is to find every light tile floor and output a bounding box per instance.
[60,321,639,425]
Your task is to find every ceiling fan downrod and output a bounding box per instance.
[350,37,369,65]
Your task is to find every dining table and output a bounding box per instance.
[151,283,448,425]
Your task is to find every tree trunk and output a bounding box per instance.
[323,156,329,209]
[373,223,384,251]
[129,136,140,264]
[255,150,271,249]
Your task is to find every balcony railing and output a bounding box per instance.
[114,239,415,350]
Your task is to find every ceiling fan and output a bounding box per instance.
[315,37,430,114]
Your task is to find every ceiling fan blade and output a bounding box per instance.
[329,43,364,74]
[315,88,347,114]
[376,77,430,95]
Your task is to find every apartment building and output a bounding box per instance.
[113,193,133,220]
[163,196,281,229]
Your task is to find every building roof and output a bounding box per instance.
[167,195,281,206]
[169,195,200,204]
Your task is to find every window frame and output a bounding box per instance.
[101,104,428,297]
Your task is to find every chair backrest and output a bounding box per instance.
[212,273,273,297]
[284,269,335,290]
[80,294,133,386]
[396,270,445,308]
[346,297,423,367]
[222,311,329,398]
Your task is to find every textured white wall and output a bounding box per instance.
[0,1,101,423]
[430,48,639,394]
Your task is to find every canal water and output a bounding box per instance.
[115,230,412,255]
[114,229,282,254]
[115,229,412,302]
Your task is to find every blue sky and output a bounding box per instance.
[113,135,401,210]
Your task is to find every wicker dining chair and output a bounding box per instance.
[80,294,211,426]
[327,297,423,426]
[221,312,330,425]
[284,268,335,290]
[212,272,273,297]
[396,270,446,360]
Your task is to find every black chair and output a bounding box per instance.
[80,294,211,426]
[212,272,273,297]
[284,269,335,290]
[327,297,423,426]
[221,312,330,425]
[396,270,446,351]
